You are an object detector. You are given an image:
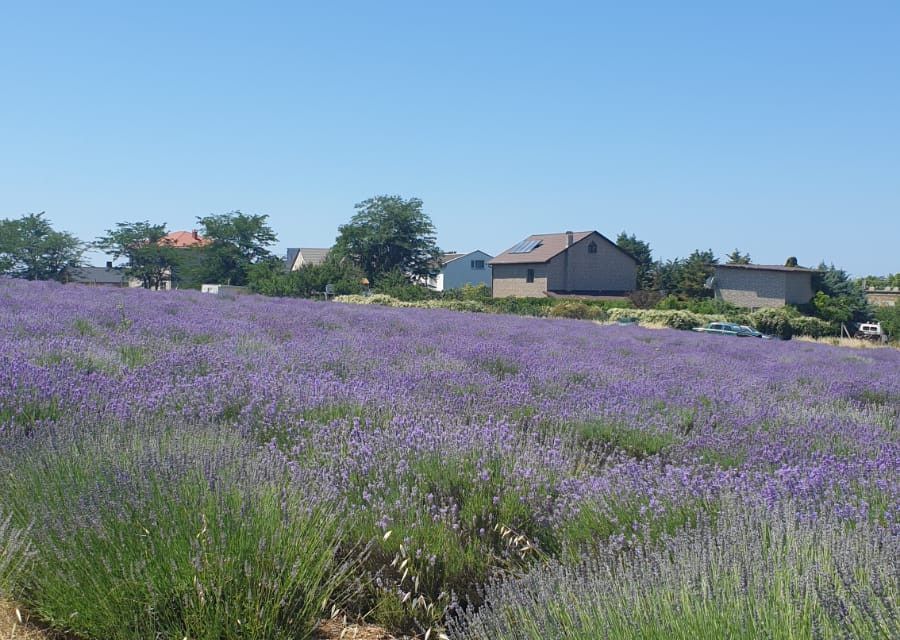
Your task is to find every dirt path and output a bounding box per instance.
[0,600,56,640]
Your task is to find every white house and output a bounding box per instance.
[201,284,250,298]
[426,250,493,292]
[285,248,331,271]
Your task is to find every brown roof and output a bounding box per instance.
[490,231,636,265]
[441,252,465,265]
[161,230,210,248]
[716,264,816,273]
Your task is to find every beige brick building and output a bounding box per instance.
[490,231,637,298]
[864,288,900,307]
[713,264,815,308]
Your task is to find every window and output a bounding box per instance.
[471,259,485,270]
[588,241,598,254]
[526,268,535,283]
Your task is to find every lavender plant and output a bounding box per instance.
[0,420,352,639]
[0,277,896,634]
[450,498,899,639]
[0,510,31,596]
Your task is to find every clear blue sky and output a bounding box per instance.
[2,1,898,275]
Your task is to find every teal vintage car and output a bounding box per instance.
[692,322,758,337]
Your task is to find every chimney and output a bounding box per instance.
[566,231,574,247]
[106,261,113,270]
[192,229,199,240]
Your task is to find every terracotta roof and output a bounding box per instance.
[716,264,816,273]
[161,230,209,248]
[490,231,636,265]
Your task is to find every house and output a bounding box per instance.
[68,262,135,287]
[161,229,210,248]
[425,250,493,291]
[864,287,900,307]
[286,248,331,271]
[201,284,250,297]
[712,264,815,308]
[489,231,637,298]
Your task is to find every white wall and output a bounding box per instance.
[439,250,493,291]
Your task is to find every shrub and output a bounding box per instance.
[0,422,351,640]
[750,308,794,340]
[662,310,704,331]
[548,302,608,321]
[628,290,664,309]
[875,304,900,341]
[487,297,556,316]
[789,315,833,338]
[607,308,720,329]
[450,499,899,640]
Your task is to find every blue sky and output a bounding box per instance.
[1,1,898,275]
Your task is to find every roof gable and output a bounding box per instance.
[490,231,637,265]
[162,230,209,248]
[440,250,493,267]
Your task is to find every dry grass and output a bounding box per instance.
[314,617,396,639]
[795,335,898,349]
[0,600,396,640]
[0,600,57,640]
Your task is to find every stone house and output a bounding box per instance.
[864,287,900,307]
[489,231,637,298]
[712,264,815,308]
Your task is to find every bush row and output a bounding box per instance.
[335,294,836,338]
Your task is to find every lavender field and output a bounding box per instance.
[0,278,897,639]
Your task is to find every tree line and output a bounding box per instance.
[0,196,443,294]
[0,197,893,331]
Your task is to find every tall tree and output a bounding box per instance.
[197,211,276,286]
[0,212,84,281]
[616,232,654,290]
[95,221,174,290]
[332,195,441,283]
[813,263,871,323]
[725,248,751,265]
[677,249,718,298]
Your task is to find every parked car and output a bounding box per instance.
[738,325,769,339]
[692,322,757,337]
[855,322,888,343]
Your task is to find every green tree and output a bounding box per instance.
[813,263,871,323]
[0,212,84,281]
[859,273,900,289]
[676,249,718,298]
[784,256,799,267]
[248,255,364,298]
[197,211,277,286]
[95,221,174,290]
[616,232,654,290]
[811,291,852,325]
[332,195,441,283]
[875,304,900,341]
[725,248,751,265]
[649,258,681,295]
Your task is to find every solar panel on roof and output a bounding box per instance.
[509,239,541,254]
